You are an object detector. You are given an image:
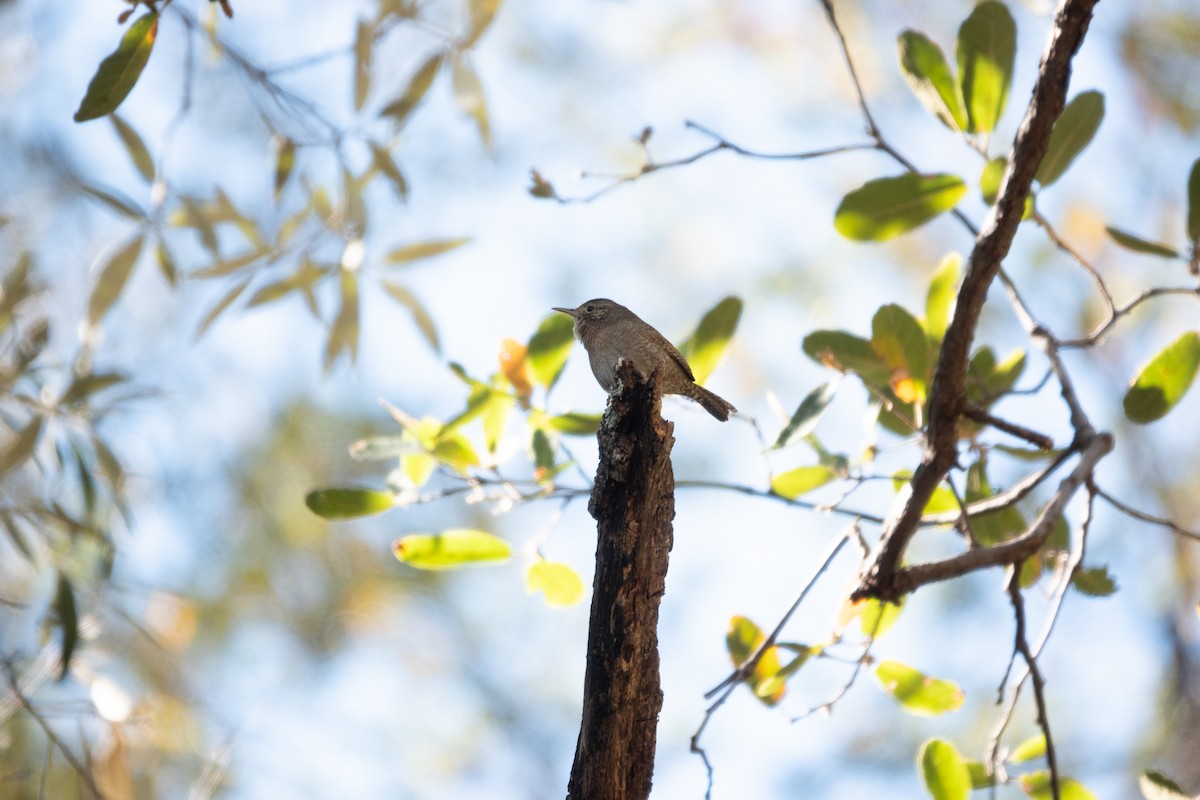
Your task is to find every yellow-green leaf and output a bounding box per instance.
[1009,734,1046,764]
[88,235,144,327]
[546,412,602,436]
[74,12,159,122]
[195,277,252,339]
[1036,91,1104,187]
[380,52,444,125]
[1188,159,1200,245]
[1019,771,1096,800]
[111,114,155,182]
[835,173,966,242]
[773,381,837,449]
[802,330,893,388]
[918,739,971,800]
[897,31,967,130]
[956,1,1015,134]
[925,252,961,343]
[725,615,787,706]
[305,487,394,519]
[859,596,904,638]
[771,465,836,499]
[680,296,742,385]
[353,18,373,111]
[1071,565,1117,597]
[1140,770,1190,800]
[273,136,296,199]
[526,559,584,607]
[872,303,931,404]
[528,312,576,389]
[1123,331,1200,423]
[875,660,964,716]
[385,237,470,264]
[1105,226,1180,259]
[393,529,510,570]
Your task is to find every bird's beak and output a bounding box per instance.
[551,307,575,317]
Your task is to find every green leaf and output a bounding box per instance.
[835,173,967,242]
[875,660,964,716]
[1019,771,1096,800]
[385,237,470,264]
[323,269,360,372]
[965,761,997,789]
[531,426,555,476]
[305,487,394,519]
[1188,159,1200,245]
[894,471,959,515]
[1036,91,1104,186]
[393,529,511,570]
[273,136,296,199]
[369,142,409,201]
[681,296,742,385]
[111,114,155,182]
[74,12,159,122]
[918,739,971,800]
[1123,331,1200,423]
[87,235,144,327]
[380,280,440,352]
[925,253,961,343]
[1140,770,1191,800]
[980,157,1034,218]
[771,465,837,499]
[527,312,576,390]
[966,346,1026,405]
[1072,565,1117,597]
[0,416,44,480]
[380,52,444,125]
[54,572,79,682]
[546,412,602,436]
[725,616,787,706]
[859,597,904,638]
[956,0,1016,134]
[966,459,1027,546]
[353,18,373,112]
[1009,734,1047,763]
[872,304,931,404]
[1105,227,1180,259]
[897,31,967,130]
[773,382,838,449]
[525,559,584,608]
[802,330,893,388]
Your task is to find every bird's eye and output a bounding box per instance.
[585,304,595,313]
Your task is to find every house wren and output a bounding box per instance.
[552,299,737,421]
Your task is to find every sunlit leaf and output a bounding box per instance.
[835,173,966,241]
[965,761,997,789]
[1140,770,1190,800]
[111,114,155,182]
[1019,771,1096,800]
[499,338,533,400]
[872,304,931,404]
[725,615,786,706]
[531,426,555,479]
[859,597,904,638]
[87,235,144,327]
[1123,331,1200,423]
[802,330,893,387]
[526,559,584,607]
[897,31,967,130]
[393,529,511,570]
[979,157,1034,218]
[528,312,576,390]
[680,296,742,385]
[385,238,470,265]
[771,465,836,499]
[918,739,971,800]
[380,280,440,352]
[481,391,513,453]
[1036,91,1104,187]
[54,572,79,681]
[0,416,44,480]
[74,12,159,122]
[380,52,444,125]
[305,487,394,519]
[875,660,964,716]
[925,252,961,343]
[894,471,959,515]
[353,18,373,111]
[773,381,837,449]
[432,430,480,473]
[966,346,1026,405]
[1071,565,1117,597]
[1009,734,1046,764]
[452,53,491,150]
[956,1,1015,134]
[1105,226,1180,259]
[323,269,360,371]
[547,412,602,436]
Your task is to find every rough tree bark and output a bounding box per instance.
[567,362,675,800]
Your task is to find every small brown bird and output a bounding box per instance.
[553,298,737,421]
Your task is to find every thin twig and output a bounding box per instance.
[1006,569,1061,800]
[1032,209,1115,314]
[1093,486,1200,542]
[1059,286,1200,348]
[962,406,1055,451]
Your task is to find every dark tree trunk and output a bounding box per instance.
[567,363,675,800]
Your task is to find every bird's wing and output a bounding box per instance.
[638,325,695,381]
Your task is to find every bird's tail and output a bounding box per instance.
[687,384,736,422]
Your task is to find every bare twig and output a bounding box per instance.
[1059,286,1200,348]
[1032,209,1115,314]
[962,405,1055,451]
[1094,486,1200,543]
[1005,570,1061,800]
